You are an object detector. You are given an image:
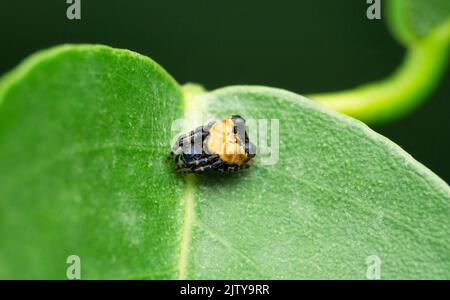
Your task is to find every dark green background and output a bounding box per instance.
[0,0,448,182]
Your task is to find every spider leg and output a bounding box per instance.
[169,120,216,166]
[203,121,215,132]
[170,125,204,153]
[193,159,224,173]
[180,122,214,143]
[173,126,211,155]
[185,154,220,167]
[244,140,256,158]
[177,124,204,141]
[227,164,243,172]
[174,155,197,173]
[171,120,214,155]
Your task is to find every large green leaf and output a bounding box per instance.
[0,45,449,279]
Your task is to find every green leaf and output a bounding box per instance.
[387,0,450,44]
[0,45,449,279]
[313,0,450,123]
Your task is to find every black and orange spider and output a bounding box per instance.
[167,115,256,173]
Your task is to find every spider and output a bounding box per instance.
[167,115,256,173]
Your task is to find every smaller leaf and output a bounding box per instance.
[387,0,450,45]
[312,0,450,124]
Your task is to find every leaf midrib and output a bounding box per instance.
[176,84,208,279]
[177,175,196,279]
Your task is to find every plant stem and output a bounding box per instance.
[310,22,450,124]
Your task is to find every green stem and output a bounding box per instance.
[309,21,450,124]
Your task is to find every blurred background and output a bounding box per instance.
[0,0,448,182]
